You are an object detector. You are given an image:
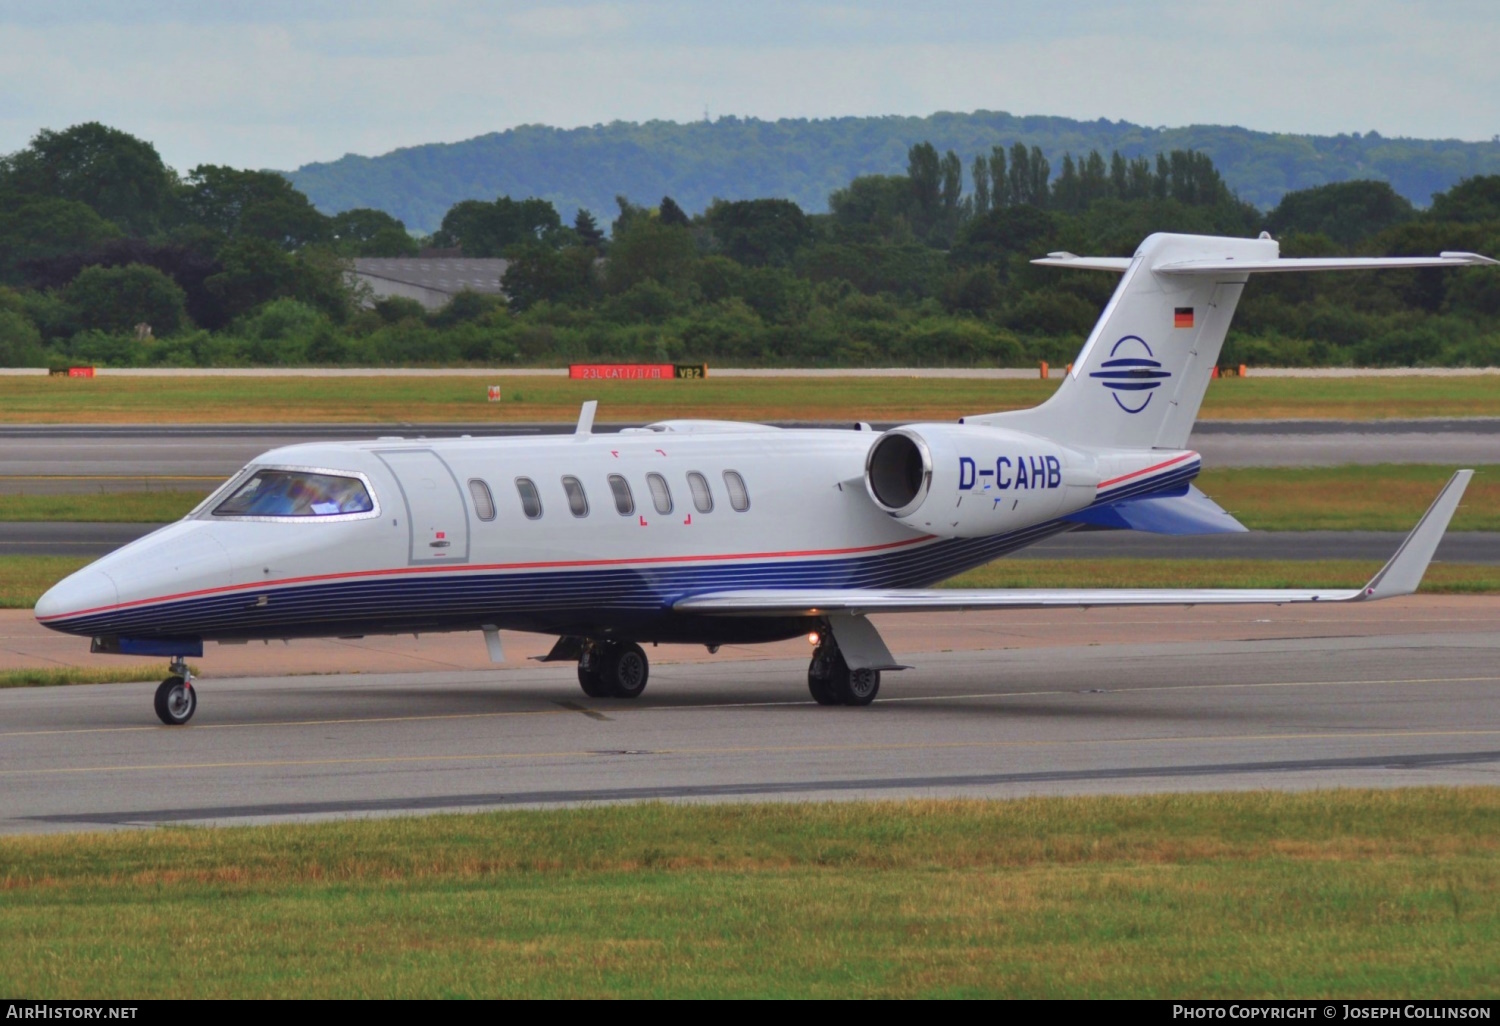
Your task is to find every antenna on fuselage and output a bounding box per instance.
[575,400,598,438]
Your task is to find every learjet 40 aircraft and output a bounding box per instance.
[34,232,1496,724]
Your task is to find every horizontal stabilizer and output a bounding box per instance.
[675,471,1470,616]
[1063,485,1248,535]
[1032,253,1134,272]
[1032,250,1499,275]
[1152,252,1500,275]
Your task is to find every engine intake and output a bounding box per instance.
[863,423,1100,538]
[865,430,932,517]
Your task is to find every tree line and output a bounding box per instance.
[1,121,1498,370]
[284,112,1500,234]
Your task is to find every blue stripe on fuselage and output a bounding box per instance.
[49,459,1200,639]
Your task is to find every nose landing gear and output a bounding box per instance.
[577,640,650,699]
[154,656,197,725]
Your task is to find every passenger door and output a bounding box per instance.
[375,449,471,565]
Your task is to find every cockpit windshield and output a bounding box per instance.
[213,470,374,518]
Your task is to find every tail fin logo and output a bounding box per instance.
[1088,335,1172,414]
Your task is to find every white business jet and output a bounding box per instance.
[34,232,1495,724]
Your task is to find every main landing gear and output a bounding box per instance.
[577,640,650,699]
[807,633,880,707]
[154,656,197,725]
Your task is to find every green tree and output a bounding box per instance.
[611,195,652,236]
[970,155,991,216]
[988,146,1008,207]
[658,196,690,227]
[1052,155,1080,211]
[1429,175,1500,224]
[828,175,913,242]
[1080,151,1109,206]
[907,143,941,229]
[573,208,605,247]
[950,205,1058,270]
[181,166,331,249]
[502,245,598,310]
[604,217,697,292]
[1265,180,1414,247]
[0,123,175,236]
[204,238,352,322]
[434,196,562,256]
[0,308,46,366]
[1110,151,1129,199]
[0,198,123,283]
[330,208,418,256]
[63,263,188,336]
[704,198,812,267]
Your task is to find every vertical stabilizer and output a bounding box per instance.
[971,232,1270,449]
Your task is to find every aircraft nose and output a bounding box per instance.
[34,568,119,626]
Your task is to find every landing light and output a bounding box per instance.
[808,632,820,645]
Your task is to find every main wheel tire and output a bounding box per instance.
[832,662,881,706]
[153,676,196,725]
[577,655,613,699]
[600,642,649,698]
[807,650,842,706]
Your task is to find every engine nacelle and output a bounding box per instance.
[864,424,1100,538]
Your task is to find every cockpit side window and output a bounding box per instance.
[213,470,374,518]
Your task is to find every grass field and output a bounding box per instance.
[1,556,88,608]
[0,666,175,688]
[2,465,1495,529]
[1,373,1498,424]
[0,491,208,522]
[2,791,1497,998]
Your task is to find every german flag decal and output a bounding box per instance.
[1174,307,1195,328]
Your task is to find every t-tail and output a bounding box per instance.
[967,232,1498,450]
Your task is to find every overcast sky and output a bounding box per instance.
[2,0,1496,173]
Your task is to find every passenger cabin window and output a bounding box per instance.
[646,473,673,514]
[213,470,373,518]
[515,477,543,519]
[468,479,496,521]
[723,470,750,512]
[608,474,634,516]
[687,471,713,513]
[562,476,589,517]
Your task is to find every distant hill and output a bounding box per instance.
[284,111,1500,234]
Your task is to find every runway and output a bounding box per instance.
[0,419,1494,492]
[3,597,1498,834]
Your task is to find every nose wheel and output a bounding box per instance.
[577,640,650,699]
[154,657,197,725]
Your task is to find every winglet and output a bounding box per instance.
[1360,469,1473,599]
[575,400,598,437]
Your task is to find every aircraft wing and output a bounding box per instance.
[675,470,1472,617]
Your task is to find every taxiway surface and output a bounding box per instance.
[4,598,1498,834]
